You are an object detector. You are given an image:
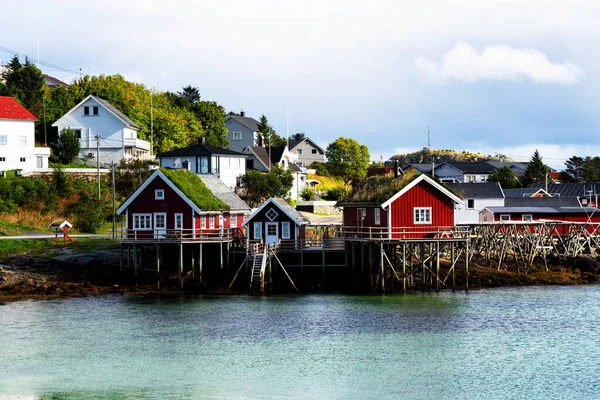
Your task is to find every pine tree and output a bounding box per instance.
[256,114,286,147]
[522,150,550,186]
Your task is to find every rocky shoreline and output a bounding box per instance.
[1,249,599,303]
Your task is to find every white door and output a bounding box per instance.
[265,222,278,244]
[154,212,167,239]
[36,156,43,168]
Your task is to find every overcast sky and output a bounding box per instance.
[2,0,599,169]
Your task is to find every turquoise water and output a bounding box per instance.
[1,287,599,399]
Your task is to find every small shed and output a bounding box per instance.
[243,198,309,245]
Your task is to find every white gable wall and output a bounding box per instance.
[455,198,505,223]
[0,119,50,171]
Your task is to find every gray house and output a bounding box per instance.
[225,112,260,153]
[287,137,325,167]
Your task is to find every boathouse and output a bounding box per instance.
[337,173,463,238]
[243,197,309,245]
[117,168,244,240]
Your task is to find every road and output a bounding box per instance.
[0,234,112,240]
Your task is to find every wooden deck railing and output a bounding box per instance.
[120,228,244,242]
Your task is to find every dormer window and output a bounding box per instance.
[155,189,165,200]
[84,106,89,115]
[93,106,99,115]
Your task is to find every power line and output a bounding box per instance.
[0,45,82,76]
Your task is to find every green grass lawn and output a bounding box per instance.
[0,237,120,261]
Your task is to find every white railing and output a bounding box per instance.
[120,228,244,242]
[124,137,151,151]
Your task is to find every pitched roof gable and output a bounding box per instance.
[197,174,251,212]
[52,94,141,130]
[117,169,229,215]
[226,115,260,131]
[0,96,37,121]
[381,174,463,208]
[287,137,325,153]
[243,197,309,226]
[248,146,288,169]
[446,182,505,199]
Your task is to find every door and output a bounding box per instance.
[265,222,278,244]
[154,212,167,239]
[36,156,43,168]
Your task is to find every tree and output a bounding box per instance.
[256,114,286,147]
[58,128,81,164]
[488,166,520,189]
[240,165,294,206]
[178,85,201,106]
[521,150,550,186]
[115,158,156,197]
[18,58,45,115]
[193,100,229,148]
[291,132,305,141]
[326,137,370,185]
[563,156,586,182]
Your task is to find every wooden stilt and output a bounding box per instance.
[380,242,385,292]
[300,242,304,288]
[191,245,195,279]
[322,245,326,286]
[220,242,224,270]
[465,239,469,291]
[199,243,203,283]
[156,245,161,291]
[133,244,138,282]
[179,243,183,289]
[436,241,440,292]
[127,244,130,270]
[451,242,456,291]
[402,242,406,292]
[120,244,123,273]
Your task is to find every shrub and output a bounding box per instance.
[75,201,105,233]
[324,186,349,200]
[58,128,81,164]
[300,187,316,201]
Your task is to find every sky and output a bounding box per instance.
[2,0,600,169]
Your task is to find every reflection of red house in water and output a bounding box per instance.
[337,174,463,238]
[117,169,250,240]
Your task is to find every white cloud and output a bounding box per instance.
[415,42,585,85]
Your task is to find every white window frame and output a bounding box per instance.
[230,214,237,228]
[467,199,475,209]
[155,189,165,200]
[0,136,7,145]
[209,215,215,229]
[282,222,291,239]
[233,132,242,141]
[174,213,183,230]
[297,149,303,155]
[374,208,381,225]
[254,222,262,240]
[84,106,90,115]
[93,106,99,115]
[133,213,152,230]
[522,214,533,222]
[19,136,27,147]
[201,216,206,229]
[500,214,511,222]
[413,207,432,224]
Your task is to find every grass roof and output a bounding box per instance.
[342,169,463,204]
[160,168,229,211]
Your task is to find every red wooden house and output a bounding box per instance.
[117,168,250,240]
[337,174,463,238]
[243,197,309,245]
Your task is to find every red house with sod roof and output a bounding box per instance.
[117,168,250,240]
[337,174,463,238]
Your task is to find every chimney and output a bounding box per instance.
[240,110,245,117]
[198,137,206,145]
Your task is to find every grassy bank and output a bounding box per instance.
[0,238,119,261]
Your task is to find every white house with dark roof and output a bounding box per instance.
[287,137,325,167]
[225,112,261,153]
[158,140,247,190]
[446,182,505,223]
[52,95,151,165]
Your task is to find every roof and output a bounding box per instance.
[243,197,309,226]
[525,183,600,198]
[446,182,504,199]
[504,188,556,197]
[487,162,529,172]
[93,96,141,130]
[403,163,434,173]
[42,74,68,87]
[504,197,581,207]
[445,162,496,174]
[158,143,247,158]
[196,174,251,212]
[287,137,325,153]
[248,146,287,169]
[485,206,599,214]
[117,169,229,215]
[226,115,260,132]
[0,96,37,121]
[381,174,463,208]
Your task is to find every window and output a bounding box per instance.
[201,216,206,229]
[199,156,209,174]
[297,162,303,167]
[0,157,5,162]
[265,208,279,221]
[233,132,242,141]
[480,176,486,182]
[209,215,215,228]
[254,222,262,239]
[522,214,533,222]
[374,208,381,225]
[84,106,89,115]
[0,136,6,145]
[467,199,475,209]
[20,157,26,162]
[297,149,303,155]
[214,157,220,174]
[93,106,99,115]
[500,214,511,222]
[74,129,82,139]
[311,148,318,154]
[267,223,277,236]
[19,136,27,146]
[174,213,183,230]
[155,213,166,229]
[133,214,152,230]
[155,189,165,200]
[414,207,431,224]
[282,222,290,239]
[230,214,237,228]
[466,175,475,182]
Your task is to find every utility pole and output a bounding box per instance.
[43,96,47,146]
[268,127,271,171]
[96,135,101,200]
[112,162,116,240]
[150,88,154,155]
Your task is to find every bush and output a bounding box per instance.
[300,187,316,201]
[324,186,349,200]
[75,201,105,233]
[58,128,81,164]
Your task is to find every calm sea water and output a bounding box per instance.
[1,287,599,400]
